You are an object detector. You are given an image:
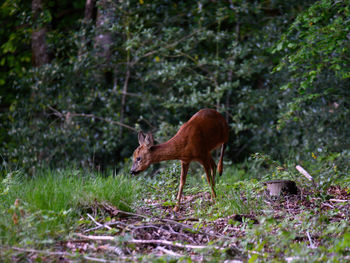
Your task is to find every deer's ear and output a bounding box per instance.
[145,132,154,148]
[138,131,146,146]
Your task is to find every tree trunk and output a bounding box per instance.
[31,0,49,67]
[94,0,115,62]
[84,0,95,22]
[78,0,96,58]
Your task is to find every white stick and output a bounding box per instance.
[329,199,349,203]
[295,165,313,182]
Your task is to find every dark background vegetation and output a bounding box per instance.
[1,0,349,172]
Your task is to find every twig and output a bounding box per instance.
[47,105,138,132]
[87,213,112,230]
[84,225,103,233]
[75,234,115,241]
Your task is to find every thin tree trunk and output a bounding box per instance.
[31,0,49,67]
[119,68,130,138]
[79,0,95,57]
[94,0,115,62]
[84,0,95,22]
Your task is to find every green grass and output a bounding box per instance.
[0,169,141,246]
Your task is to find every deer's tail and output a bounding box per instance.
[217,143,226,176]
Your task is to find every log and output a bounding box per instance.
[264,179,298,196]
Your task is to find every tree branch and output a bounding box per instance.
[47,105,138,132]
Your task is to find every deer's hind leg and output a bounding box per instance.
[209,155,217,188]
[201,156,217,200]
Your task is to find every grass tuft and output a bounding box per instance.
[0,169,141,246]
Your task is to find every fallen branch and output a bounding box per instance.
[10,247,71,256]
[121,238,221,250]
[75,233,224,250]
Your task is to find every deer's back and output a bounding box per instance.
[174,109,229,156]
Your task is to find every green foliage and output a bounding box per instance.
[275,0,350,82]
[1,0,318,170]
[271,0,350,154]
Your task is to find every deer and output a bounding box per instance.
[130,108,229,212]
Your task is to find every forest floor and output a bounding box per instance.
[11,186,349,262]
[1,167,350,262]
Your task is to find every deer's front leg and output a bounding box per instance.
[174,161,190,212]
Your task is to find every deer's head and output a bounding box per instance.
[130,131,154,175]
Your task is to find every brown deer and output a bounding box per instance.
[130,108,229,212]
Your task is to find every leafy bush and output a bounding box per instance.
[272,0,350,155]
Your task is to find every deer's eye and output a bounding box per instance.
[136,157,141,162]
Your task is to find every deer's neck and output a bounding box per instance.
[150,138,183,163]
